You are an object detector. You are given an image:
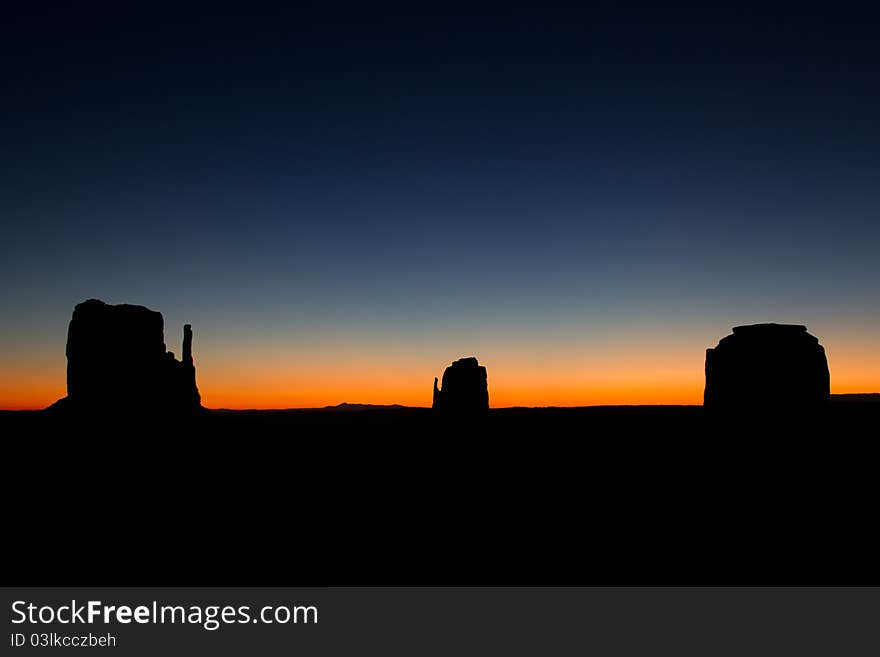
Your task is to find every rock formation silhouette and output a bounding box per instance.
[432,357,489,415]
[59,299,201,415]
[704,323,830,410]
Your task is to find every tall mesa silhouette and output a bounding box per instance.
[704,323,830,410]
[53,299,201,415]
[432,356,489,415]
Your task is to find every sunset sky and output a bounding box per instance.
[3,2,879,409]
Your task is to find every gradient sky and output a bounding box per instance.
[3,2,879,409]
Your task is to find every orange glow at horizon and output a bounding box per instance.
[4,349,878,410]
[199,380,708,409]
[3,321,879,410]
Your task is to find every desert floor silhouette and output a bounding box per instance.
[3,300,879,586]
[5,398,879,586]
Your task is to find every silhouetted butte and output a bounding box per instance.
[432,357,489,415]
[704,323,830,411]
[55,299,201,416]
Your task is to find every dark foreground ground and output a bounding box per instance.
[3,398,878,586]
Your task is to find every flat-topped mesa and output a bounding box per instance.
[704,323,830,410]
[432,356,489,415]
[62,299,201,415]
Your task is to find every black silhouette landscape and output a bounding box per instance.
[3,299,879,587]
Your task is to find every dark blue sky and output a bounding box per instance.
[3,2,879,406]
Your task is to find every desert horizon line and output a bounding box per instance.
[5,380,880,411]
[8,390,880,413]
[203,392,880,413]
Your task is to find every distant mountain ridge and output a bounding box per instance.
[320,403,410,411]
[206,394,879,413]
